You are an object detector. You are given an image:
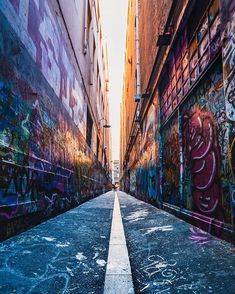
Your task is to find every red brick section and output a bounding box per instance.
[139,0,172,93]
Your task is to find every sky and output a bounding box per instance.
[100,0,128,161]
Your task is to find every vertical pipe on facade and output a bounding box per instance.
[179,109,184,207]
[135,0,141,102]
[84,0,88,54]
[158,105,163,208]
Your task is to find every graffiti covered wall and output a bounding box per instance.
[180,61,232,225]
[162,114,180,206]
[0,0,87,134]
[221,0,235,229]
[122,0,235,240]
[129,102,160,203]
[0,0,108,238]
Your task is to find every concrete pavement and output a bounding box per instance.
[104,192,134,294]
[118,191,235,294]
[0,191,235,293]
[0,192,114,294]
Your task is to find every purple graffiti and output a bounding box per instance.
[183,107,221,214]
[9,0,20,14]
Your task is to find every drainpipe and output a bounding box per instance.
[135,0,141,102]
[84,0,88,54]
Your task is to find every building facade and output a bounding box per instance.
[0,0,111,240]
[112,160,120,184]
[120,0,235,242]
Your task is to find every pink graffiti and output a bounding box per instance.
[189,227,212,245]
[27,1,81,109]
[183,107,221,215]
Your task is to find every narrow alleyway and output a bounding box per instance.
[1,0,234,292]
[0,192,235,294]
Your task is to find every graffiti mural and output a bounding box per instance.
[130,169,136,195]
[0,82,106,221]
[147,160,159,201]
[180,61,232,224]
[135,160,160,202]
[136,165,148,199]
[0,0,87,136]
[221,0,235,122]
[134,102,160,202]
[141,103,158,162]
[221,0,235,229]
[0,3,108,231]
[183,107,221,215]
[121,0,235,240]
[162,115,180,205]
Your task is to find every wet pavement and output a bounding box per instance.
[0,191,235,294]
[118,191,235,294]
[0,192,114,294]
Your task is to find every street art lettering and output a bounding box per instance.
[148,160,159,200]
[127,58,234,237]
[140,254,178,281]
[0,0,87,136]
[221,0,235,121]
[141,105,157,160]
[0,7,108,228]
[121,0,235,240]
[162,115,180,205]
[0,81,106,221]
[130,103,160,202]
[136,247,182,293]
[130,169,136,194]
[181,61,233,225]
[136,165,148,198]
[229,137,235,183]
[221,0,235,230]
[183,107,221,214]
[135,160,159,201]
[189,226,214,245]
[229,136,235,223]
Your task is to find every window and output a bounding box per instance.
[86,108,93,148]
[188,0,221,82]
[188,0,210,42]
[84,0,92,54]
[160,28,188,122]
[160,0,221,123]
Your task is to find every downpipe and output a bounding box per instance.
[135,0,141,102]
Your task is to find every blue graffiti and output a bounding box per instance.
[136,160,159,201]
[148,160,158,200]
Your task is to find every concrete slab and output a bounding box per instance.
[104,274,134,294]
[104,192,134,293]
[118,191,235,294]
[109,218,126,245]
[106,244,131,274]
[0,192,115,294]
[109,234,126,245]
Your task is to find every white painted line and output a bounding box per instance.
[104,192,134,294]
